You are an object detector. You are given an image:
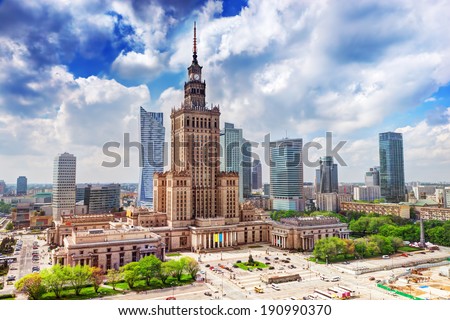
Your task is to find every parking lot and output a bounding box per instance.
[0,232,50,294]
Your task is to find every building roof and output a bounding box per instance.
[399,199,438,207]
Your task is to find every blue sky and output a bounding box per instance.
[1,0,450,184]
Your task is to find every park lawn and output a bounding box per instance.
[111,275,194,291]
[236,261,267,270]
[166,253,182,257]
[40,286,118,300]
[398,246,421,252]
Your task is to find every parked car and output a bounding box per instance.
[382,255,390,259]
[204,292,212,296]
[205,264,210,267]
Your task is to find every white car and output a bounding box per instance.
[382,255,390,259]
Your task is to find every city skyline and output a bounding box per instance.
[1,1,450,184]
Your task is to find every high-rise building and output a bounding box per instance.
[77,184,121,213]
[317,156,338,193]
[252,159,262,190]
[353,186,382,201]
[154,22,241,230]
[379,132,405,203]
[137,107,165,208]
[16,176,27,196]
[365,167,380,186]
[263,183,270,197]
[52,152,76,221]
[242,140,252,199]
[269,138,304,211]
[220,122,250,201]
[0,180,7,195]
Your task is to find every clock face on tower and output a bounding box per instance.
[194,74,200,80]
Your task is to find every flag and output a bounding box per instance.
[214,233,218,243]
[219,233,223,243]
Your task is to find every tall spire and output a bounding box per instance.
[192,21,198,64]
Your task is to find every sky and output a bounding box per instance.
[1,0,450,185]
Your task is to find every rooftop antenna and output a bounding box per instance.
[192,21,198,64]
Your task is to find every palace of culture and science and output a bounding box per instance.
[48,24,349,270]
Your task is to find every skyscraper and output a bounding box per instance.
[317,156,338,194]
[137,107,165,208]
[269,138,304,211]
[365,167,380,186]
[252,159,262,190]
[154,22,241,230]
[0,180,6,194]
[379,132,405,203]
[16,176,27,196]
[77,184,121,213]
[52,152,76,221]
[220,122,250,201]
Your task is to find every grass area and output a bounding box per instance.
[166,253,182,257]
[108,275,194,291]
[235,261,268,270]
[398,246,421,252]
[40,286,119,300]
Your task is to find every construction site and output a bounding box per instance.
[376,264,450,300]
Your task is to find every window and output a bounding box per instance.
[120,247,124,251]
[107,248,111,253]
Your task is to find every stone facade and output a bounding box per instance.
[417,207,450,221]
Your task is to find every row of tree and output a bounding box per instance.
[0,200,11,214]
[270,210,346,222]
[15,255,200,300]
[347,213,450,246]
[313,235,403,262]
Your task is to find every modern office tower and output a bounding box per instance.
[317,156,338,193]
[137,107,165,208]
[353,186,382,201]
[412,185,436,200]
[52,152,76,221]
[379,132,406,203]
[16,176,27,196]
[78,184,121,213]
[220,122,248,201]
[252,159,262,190]
[269,138,304,211]
[365,167,380,186]
[0,180,7,194]
[242,140,252,199]
[263,183,270,197]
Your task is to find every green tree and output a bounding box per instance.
[183,257,200,279]
[121,262,140,289]
[15,273,45,300]
[354,238,367,258]
[158,262,171,284]
[106,269,122,290]
[65,264,92,296]
[388,236,403,252]
[313,237,346,261]
[138,255,162,286]
[165,259,187,281]
[5,221,13,231]
[41,265,68,299]
[90,267,104,293]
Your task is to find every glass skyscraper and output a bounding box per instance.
[316,156,338,194]
[138,107,165,208]
[220,122,252,201]
[269,138,304,211]
[379,132,405,203]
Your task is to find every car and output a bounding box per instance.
[274,257,279,260]
[420,252,426,255]
[7,275,16,281]
[369,276,375,281]
[382,255,390,259]
[248,268,253,272]
[290,265,296,269]
[32,266,40,271]
[279,267,284,270]
[331,276,340,282]
[266,262,271,265]
[236,260,242,263]
[376,279,382,283]
[232,264,238,268]
[204,292,212,296]
[205,264,210,267]
[209,266,214,270]
[13,252,20,255]
[165,296,176,300]
[342,261,350,265]
[289,297,296,300]
[265,257,270,261]
[283,253,287,256]
[286,257,291,260]
[256,267,263,271]
[271,284,280,291]
[269,266,275,270]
